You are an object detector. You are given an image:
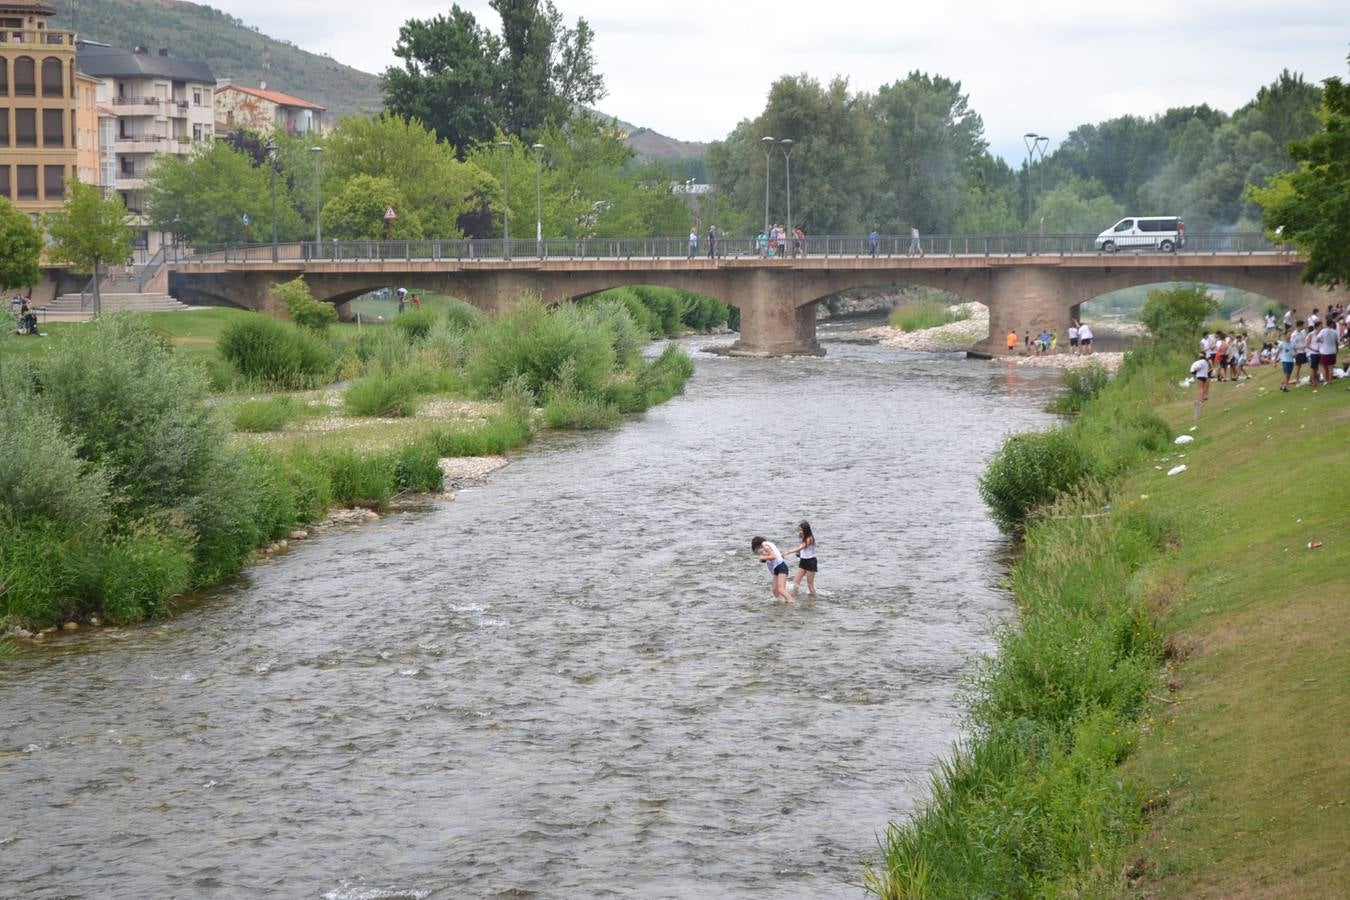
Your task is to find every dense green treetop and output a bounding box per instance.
[1251,73,1350,287]
[383,0,604,151]
[0,198,42,291]
[145,141,304,245]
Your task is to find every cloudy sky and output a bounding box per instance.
[220,0,1346,162]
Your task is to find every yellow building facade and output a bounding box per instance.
[0,0,77,218]
[74,68,98,185]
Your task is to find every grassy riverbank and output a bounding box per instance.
[866,341,1348,896]
[1,288,710,634]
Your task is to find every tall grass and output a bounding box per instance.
[889,299,971,332]
[217,314,334,388]
[231,395,303,432]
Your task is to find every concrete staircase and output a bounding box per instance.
[39,291,191,321]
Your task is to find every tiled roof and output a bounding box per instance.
[218,83,325,112]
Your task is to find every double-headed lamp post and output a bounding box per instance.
[266,140,278,263]
[1033,135,1049,235]
[532,142,545,253]
[780,138,794,256]
[498,139,511,257]
[760,135,775,242]
[310,146,323,247]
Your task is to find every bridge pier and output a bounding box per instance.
[728,270,823,356]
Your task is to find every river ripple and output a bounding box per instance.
[0,323,1060,898]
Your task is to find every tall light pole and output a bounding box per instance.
[310,145,323,247]
[532,142,545,252]
[1033,135,1049,235]
[780,138,794,256]
[1022,132,1039,252]
[497,139,511,257]
[760,135,774,244]
[266,139,278,263]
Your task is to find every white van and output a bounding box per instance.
[1095,217,1185,253]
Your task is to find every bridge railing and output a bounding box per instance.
[164,232,1278,265]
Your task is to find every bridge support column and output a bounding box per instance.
[729,270,823,356]
[973,268,1069,356]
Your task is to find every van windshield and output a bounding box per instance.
[1114,220,1134,232]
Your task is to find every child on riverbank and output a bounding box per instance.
[1190,353,1210,402]
[751,536,795,604]
[784,521,818,598]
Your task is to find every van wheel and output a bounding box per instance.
[1160,240,1175,252]
[1102,241,1116,254]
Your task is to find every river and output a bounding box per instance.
[0,320,1061,899]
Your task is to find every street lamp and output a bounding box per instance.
[1032,135,1050,235]
[780,138,794,257]
[266,139,278,263]
[532,142,545,253]
[497,139,511,257]
[760,135,775,247]
[1023,133,1039,252]
[310,145,323,247]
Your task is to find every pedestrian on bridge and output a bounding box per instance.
[908,225,925,258]
[868,228,879,258]
[688,227,698,259]
[707,225,718,259]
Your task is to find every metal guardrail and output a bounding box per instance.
[164,232,1280,266]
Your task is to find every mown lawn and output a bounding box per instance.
[1122,364,1349,897]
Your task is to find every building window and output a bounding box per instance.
[16,164,36,199]
[41,107,62,146]
[120,156,135,176]
[193,88,201,106]
[40,56,60,97]
[14,106,33,146]
[13,55,32,96]
[0,107,7,146]
[192,122,202,141]
[42,164,63,200]
[0,56,8,96]
[0,166,8,198]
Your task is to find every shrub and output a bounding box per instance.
[320,449,395,508]
[394,440,445,493]
[1054,362,1111,412]
[394,307,440,342]
[466,298,616,400]
[979,427,1095,532]
[543,360,622,428]
[0,392,111,531]
[273,276,338,333]
[218,314,334,389]
[96,520,194,623]
[441,298,485,332]
[36,315,228,517]
[0,516,91,625]
[1140,284,1218,345]
[637,343,694,407]
[231,395,302,432]
[889,299,971,332]
[345,372,421,417]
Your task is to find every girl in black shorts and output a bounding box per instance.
[785,520,818,598]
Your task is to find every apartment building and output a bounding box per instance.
[0,0,77,219]
[75,40,213,252]
[214,81,325,137]
[73,68,98,184]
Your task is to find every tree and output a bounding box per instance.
[272,276,337,332]
[1140,284,1218,344]
[145,142,303,245]
[45,182,133,317]
[382,0,604,151]
[1251,75,1350,287]
[320,175,424,240]
[0,197,42,292]
[322,114,496,238]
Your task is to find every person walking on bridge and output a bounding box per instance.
[707,225,718,259]
[868,228,879,257]
[908,224,925,258]
[688,227,698,259]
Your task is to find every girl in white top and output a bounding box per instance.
[784,520,818,598]
[1189,354,1210,402]
[1078,323,1094,353]
[1315,322,1339,384]
[751,536,795,604]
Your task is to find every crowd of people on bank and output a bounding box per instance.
[1189,305,1346,401]
[1003,319,1095,356]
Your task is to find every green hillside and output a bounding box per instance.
[52,0,383,120]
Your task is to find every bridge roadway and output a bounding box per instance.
[166,237,1339,356]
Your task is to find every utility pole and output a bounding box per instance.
[760,135,774,246]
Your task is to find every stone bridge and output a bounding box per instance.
[168,243,1340,356]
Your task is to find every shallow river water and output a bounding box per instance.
[1,321,1061,899]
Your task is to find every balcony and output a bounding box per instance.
[111,96,165,116]
[0,29,75,50]
[113,176,147,192]
[113,134,166,154]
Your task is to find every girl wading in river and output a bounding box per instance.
[784,520,818,598]
[751,536,795,604]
